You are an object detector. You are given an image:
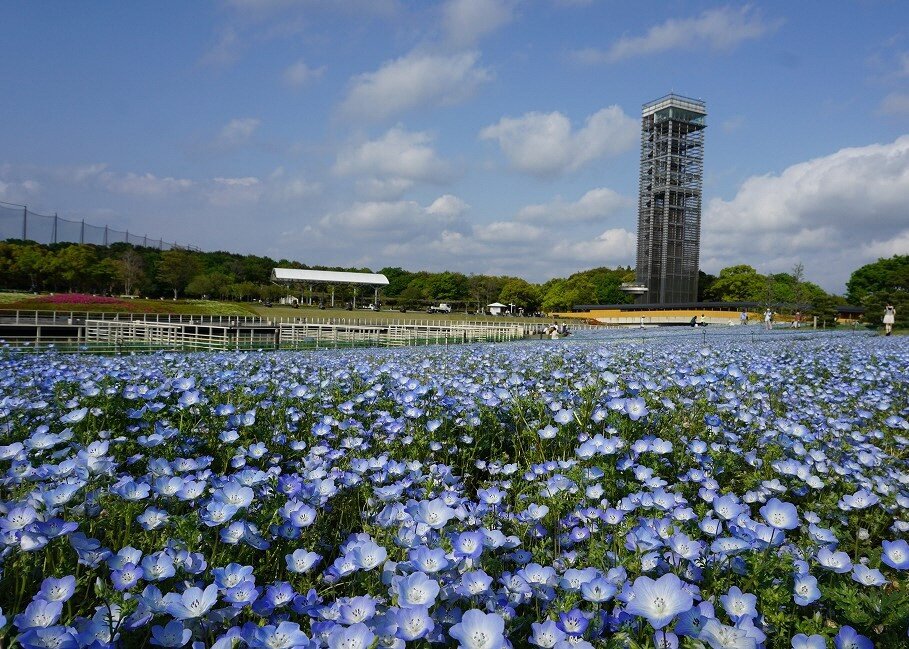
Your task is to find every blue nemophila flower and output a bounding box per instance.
[700,618,757,649]
[150,619,192,647]
[851,563,887,586]
[791,633,826,649]
[16,626,79,649]
[37,576,76,603]
[833,625,873,649]
[164,583,219,619]
[408,546,450,574]
[793,574,821,606]
[882,539,909,570]
[338,596,378,624]
[111,562,144,591]
[14,599,63,629]
[720,586,757,622]
[328,622,374,649]
[529,620,565,648]
[286,550,321,574]
[394,571,440,608]
[453,530,485,560]
[581,577,616,603]
[556,608,589,636]
[625,398,649,421]
[759,498,800,530]
[457,570,493,597]
[817,548,853,574]
[838,489,879,511]
[449,609,506,649]
[413,498,456,529]
[626,573,694,630]
[396,605,434,641]
[247,621,312,649]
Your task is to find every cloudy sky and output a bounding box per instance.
[1,0,908,293]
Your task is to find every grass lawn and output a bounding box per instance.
[0,294,259,316]
[251,303,557,324]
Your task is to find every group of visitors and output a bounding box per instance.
[543,323,570,339]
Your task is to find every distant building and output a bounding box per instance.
[634,94,706,304]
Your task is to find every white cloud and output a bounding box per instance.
[334,127,452,192]
[879,92,909,116]
[474,220,544,243]
[201,26,241,67]
[426,194,469,220]
[517,187,631,224]
[340,50,492,121]
[574,6,775,63]
[217,118,261,147]
[318,194,468,239]
[480,106,637,176]
[99,172,194,197]
[283,60,325,87]
[721,115,745,133]
[442,0,514,47]
[703,135,909,291]
[549,228,636,265]
[898,51,909,77]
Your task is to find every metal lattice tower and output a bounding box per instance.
[635,94,706,304]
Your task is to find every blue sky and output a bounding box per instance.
[2,0,908,293]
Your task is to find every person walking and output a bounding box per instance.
[740,310,748,326]
[764,308,773,331]
[883,303,896,336]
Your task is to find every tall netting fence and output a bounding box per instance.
[0,201,197,250]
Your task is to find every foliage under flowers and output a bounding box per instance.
[0,329,907,648]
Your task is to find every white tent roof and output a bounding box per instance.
[272,268,389,286]
[487,302,507,308]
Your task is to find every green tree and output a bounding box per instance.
[43,245,98,292]
[704,265,765,302]
[156,250,202,299]
[10,244,47,291]
[847,255,909,329]
[117,248,145,295]
[498,279,541,313]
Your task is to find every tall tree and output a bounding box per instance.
[156,250,201,299]
[118,248,145,295]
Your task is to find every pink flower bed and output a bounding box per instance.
[29,293,127,305]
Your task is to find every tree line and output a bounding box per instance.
[0,240,905,324]
[0,240,634,312]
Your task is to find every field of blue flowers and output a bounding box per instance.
[0,329,907,649]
